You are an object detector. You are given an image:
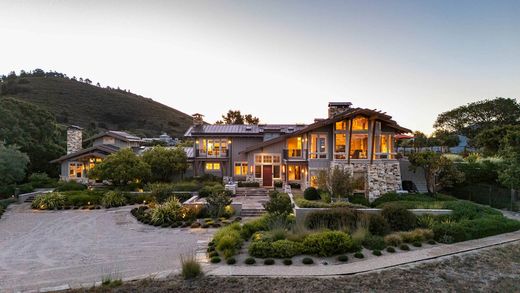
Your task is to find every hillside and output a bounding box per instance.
[0,74,193,137]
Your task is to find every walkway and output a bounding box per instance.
[0,203,215,292]
[206,229,520,277]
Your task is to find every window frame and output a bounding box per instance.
[309,132,328,159]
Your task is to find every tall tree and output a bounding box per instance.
[473,125,520,156]
[216,110,259,125]
[0,143,30,186]
[408,151,464,194]
[89,148,151,185]
[142,146,188,182]
[434,98,520,138]
[498,129,520,190]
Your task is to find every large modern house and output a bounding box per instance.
[185,102,411,199]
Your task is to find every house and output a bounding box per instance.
[51,128,144,183]
[184,102,411,199]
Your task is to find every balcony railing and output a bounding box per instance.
[283,149,307,160]
[195,149,229,158]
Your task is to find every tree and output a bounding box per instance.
[408,151,464,194]
[142,146,188,182]
[89,148,151,185]
[431,130,460,152]
[473,125,520,156]
[206,192,232,218]
[498,129,520,190]
[412,131,429,151]
[317,166,353,199]
[434,98,520,138]
[0,143,30,186]
[216,110,259,125]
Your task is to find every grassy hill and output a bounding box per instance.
[1,75,193,137]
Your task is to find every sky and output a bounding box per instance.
[0,0,519,134]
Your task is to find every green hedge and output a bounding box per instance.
[371,192,455,208]
[302,231,356,256]
[305,208,358,231]
[433,216,520,243]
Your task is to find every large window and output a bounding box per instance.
[352,116,368,130]
[350,134,368,159]
[199,138,227,157]
[310,133,327,159]
[205,162,221,171]
[69,163,83,178]
[234,162,248,176]
[287,136,302,157]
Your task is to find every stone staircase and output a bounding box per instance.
[235,187,269,197]
[240,208,266,217]
[399,159,428,193]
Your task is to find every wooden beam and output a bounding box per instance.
[347,119,353,164]
[370,119,377,164]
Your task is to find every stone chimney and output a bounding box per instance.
[328,102,353,118]
[192,113,204,126]
[67,125,83,154]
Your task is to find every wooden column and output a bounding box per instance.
[369,119,377,164]
[347,119,353,164]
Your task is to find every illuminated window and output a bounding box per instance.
[255,155,262,163]
[350,134,368,159]
[273,155,281,163]
[199,139,228,157]
[310,133,327,159]
[288,165,301,180]
[352,117,368,130]
[381,134,390,153]
[263,155,272,163]
[287,136,302,157]
[205,163,221,170]
[334,133,347,159]
[273,165,281,179]
[69,163,83,178]
[234,162,248,176]
[335,120,347,130]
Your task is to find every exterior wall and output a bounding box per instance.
[246,140,285,186]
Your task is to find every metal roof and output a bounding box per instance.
[184,124,307,137]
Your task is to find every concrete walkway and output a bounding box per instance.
[206,229,520,277]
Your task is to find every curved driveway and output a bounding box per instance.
[0,204,214,292]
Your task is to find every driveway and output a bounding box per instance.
[0,203,214,292]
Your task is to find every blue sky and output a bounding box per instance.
[0,0,518,133]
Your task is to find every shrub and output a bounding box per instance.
[337,255,349,262]
[237,181,260,188]
[302,257,314,265]
[64,191,104,206]
[289,183,301,189]
[226,257,236,265]
[443,200,501,221]
[206,192,232,218]
[372,250,382,256]
[349,193,370,207]
[263,191,292,215]
[198,184,225,198]
[303,187,320,200]
[270,240,305,258]
[102,191,126,208]
[381,205,417,231]
[173,181,199,192]
[303,231,356,256]
[245,257,256,265]
[241,216,269,240]
[213,223,243,258]
[400,228,434,243]
[368,214,391,236]
[354,252,364,259]
[191,222,201,228]
[29,173,56,188]
[399,244,410,251]
[248,241,274,258]
[55,181,87,191]
[386,246,396,253]
[428,239,437,245]
[264,258,275,265]
[210,256,221,263]
[305,208,358,231]
[412,242,422,247]
[274,181,283,188]
[417,215,437,229]
[147,183,176,203]
[150,197,183,225]
[283,259,293,265]
[181,254,201,279]
[384,233,402,246]
[362,234,386,250]
[31,192,65,210]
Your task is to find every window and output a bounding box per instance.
[255,165,262,178]
[287,136,302,157]
[69,163,83,178]
[199,138,228,157]
[234,162,248,176]
[263,155,272,163]
[255,155,262,163]
[380,134,391,153]
[273,155,281,163]
[335,120,347,130]
[273,165,281,179]
[334,133,347,159]
[205,163,221,171]
[350,134,368,159]
[288,165,301,180]
[310,133,327,159]
[352,116,368,130]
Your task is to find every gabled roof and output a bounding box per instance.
[85,131,142,143]
[50,144,120,163]
[242,107,412,153]
[184,124,306,137]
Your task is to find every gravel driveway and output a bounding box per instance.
[0,204,214,292]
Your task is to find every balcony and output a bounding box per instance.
[283,149,307,160]
[195,149,229,158]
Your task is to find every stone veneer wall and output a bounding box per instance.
[67,127,83,154]
[330,161,402,200]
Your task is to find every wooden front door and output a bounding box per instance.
[262,165,272,187]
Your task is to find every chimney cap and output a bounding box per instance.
[67,125,83,130]
[192,113,204,117]
[328,102,352,107]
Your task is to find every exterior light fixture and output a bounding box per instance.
[143,200,147,204]
[228,140,232,144]
[87,201,91,205]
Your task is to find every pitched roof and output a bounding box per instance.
[242,107,411,153]
[85,130,142,143]
[50,144,120,163]
[184,124,306,137]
